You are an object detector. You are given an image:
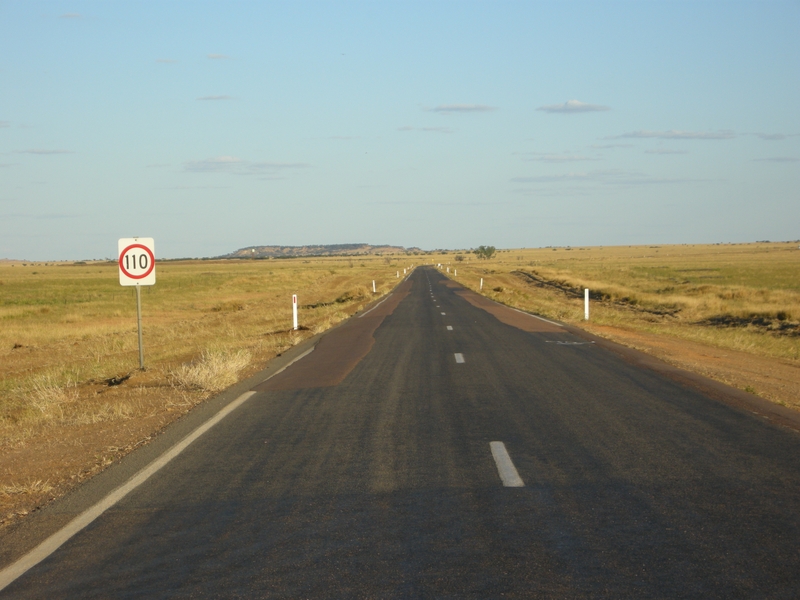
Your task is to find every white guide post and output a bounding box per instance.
[372,280,376,293]
[585,289,590,320]
[396,271,399,278]
[292,294,298,330]
[447,267,450,273]
[480,278,483,291]
[454,269,457,277]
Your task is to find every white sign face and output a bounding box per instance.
[118,237,156,286]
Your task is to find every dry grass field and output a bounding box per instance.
[0,255,414,527]
[442,242,800,411]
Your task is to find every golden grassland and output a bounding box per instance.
[440,242,800,408]
[0,255,414,524]
[1,243,799,525]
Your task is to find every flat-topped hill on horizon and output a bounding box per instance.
[223,243,421,259]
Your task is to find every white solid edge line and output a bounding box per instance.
[0,347,315,591]
[454,353,465,363]
[508,305,563,327]
[262,346,314,381]
[358,292,393,318]
[490,442,525,487]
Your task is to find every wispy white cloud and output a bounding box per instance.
[184,156,310,174]
[156,58,178,64]
[197,95,233,101]
[2,212,81,219]
[537,100,610,113]
[428,104,497,114]
[15,149,73,155]
[753,157,798,163]
[207,54,232,60]
[613,130,735,140]
[742,132,800,141]
[591,143,633,149]
[59,13,81,19]
[512,172,600,183]
[246,161,311,172]
[0,121,9,128]
[519,153,596,163]
[372,199,502,207]
[512,186,593,198]
[511,169,707,186]
[184,156,244,173]
[161,185,232,191]
[399,126,453,133]
[645,148,689,155]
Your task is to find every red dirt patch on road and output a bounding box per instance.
[454,289,564,333]
[257,282,412,391]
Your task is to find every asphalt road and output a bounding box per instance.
[2,267,800,598]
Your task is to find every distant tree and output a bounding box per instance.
[455,254,465,262]
[474,245,496,260]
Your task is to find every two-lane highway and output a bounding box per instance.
[2,266,799,597]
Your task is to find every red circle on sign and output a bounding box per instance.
[119,244,155,280]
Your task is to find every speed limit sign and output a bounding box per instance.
[118,238,156,286]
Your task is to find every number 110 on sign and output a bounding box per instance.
[118,238,156,286]
[123,253,149,271]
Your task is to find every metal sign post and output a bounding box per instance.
[118,238,156,369]
[135,286,144,367]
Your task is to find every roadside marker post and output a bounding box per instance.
[396,271,399,278]
[480,278,483,291]
[118,238,156,370]
[372,280,376,293]
[585,289,590,320]
[292,294,298,330]
[454,269,457,277]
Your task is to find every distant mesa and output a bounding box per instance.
[222,243,420,259]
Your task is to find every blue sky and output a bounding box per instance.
[1,1,798,260]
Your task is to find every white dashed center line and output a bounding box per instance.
[490,442,525,487]
[446,326,453,330]
[441,312,446,315]
[454,353,465,363]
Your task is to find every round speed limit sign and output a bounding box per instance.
[118,238,156,286]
